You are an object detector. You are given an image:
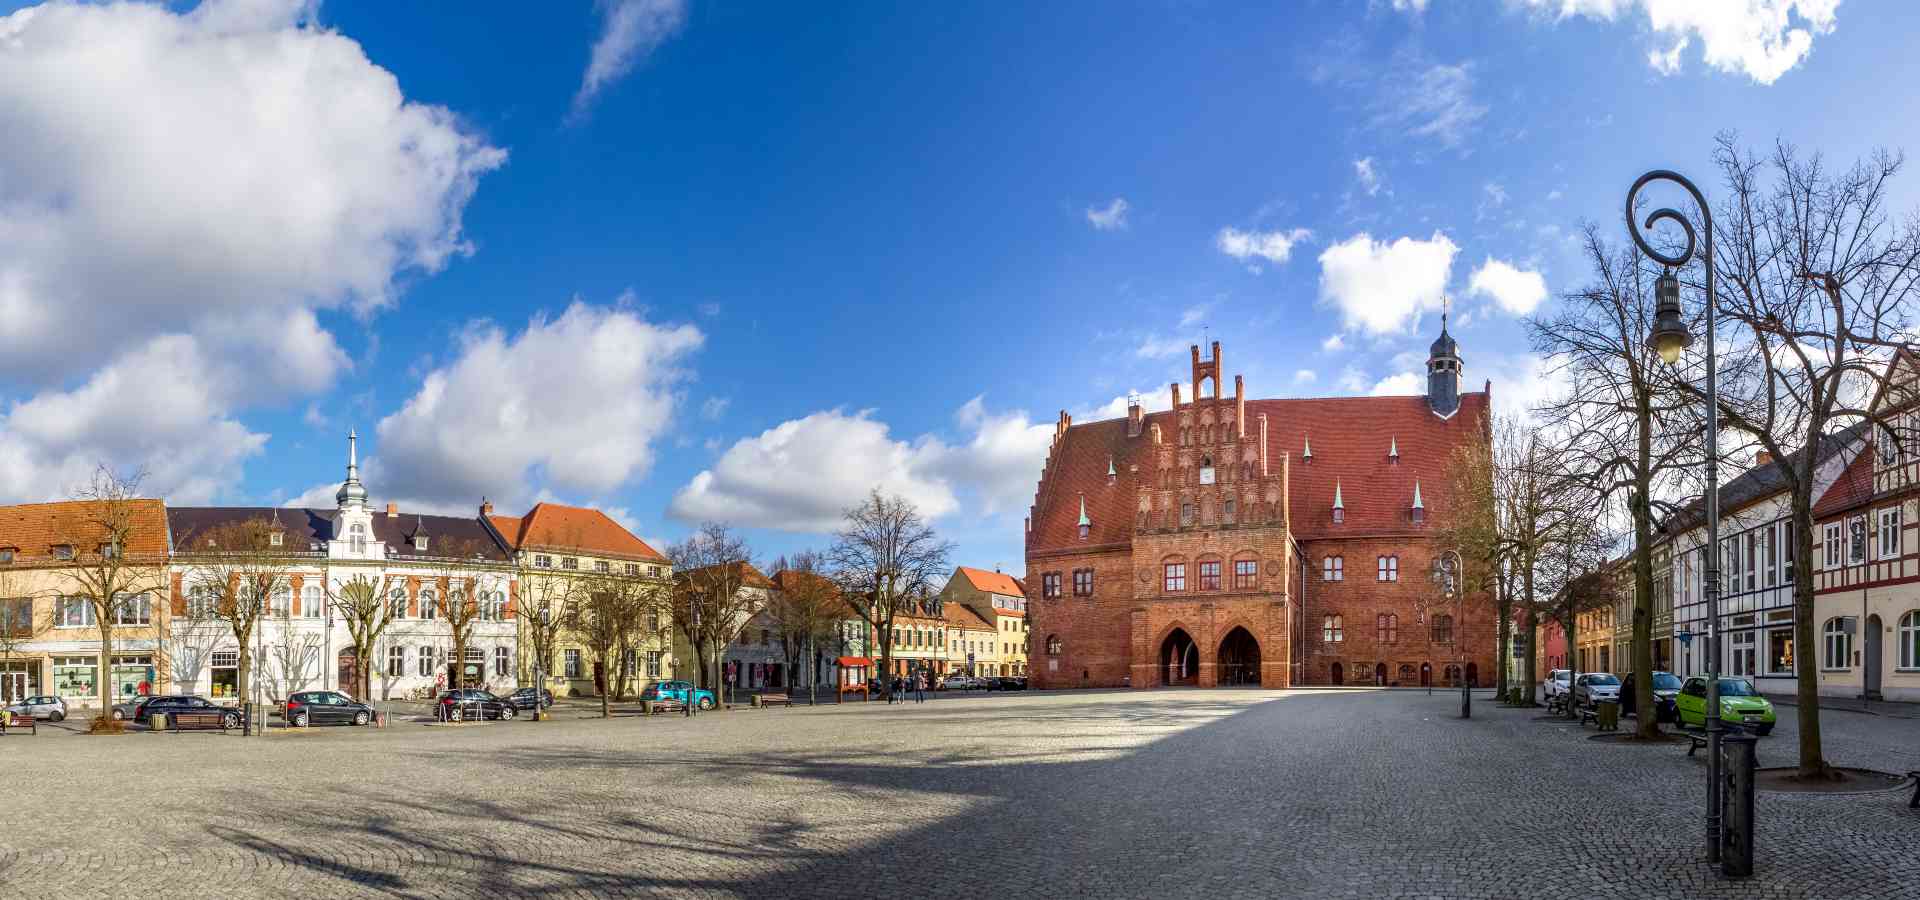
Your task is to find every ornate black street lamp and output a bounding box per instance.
[1626,170,1723,865]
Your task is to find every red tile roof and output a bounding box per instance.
[0,499,171,564]
[679,561,775,589]
[942,602,994,630]
[487,503,666,563]
[956,566,1024,597]
[1026,391,1490,553]
[1812,450,1876,520]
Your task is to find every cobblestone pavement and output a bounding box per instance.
[2,687,1916,899]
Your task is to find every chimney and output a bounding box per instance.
[1127,393,1144,438]
[1170,382,1182,410]
[479,497,493,517]
[386,502,398,518]
[1234,375,1245,438]
[1755,450,1774,468]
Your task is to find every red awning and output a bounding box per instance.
[836,657,872,667]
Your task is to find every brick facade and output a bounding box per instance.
[1026,332,1495,690]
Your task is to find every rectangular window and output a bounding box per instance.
[494,646,510,677]
[112,593,151,626]
[535,554,553,568]
[1042,572,1061,599]
[1180,503,1194,526]
[1376,614,1398,644]
[1072,569,1093,597]
[1781,522,1795,583]
[55,596,94,628]
[304,585,323,618]
[1745,532,1757,591]
[1879,507,1902,559]
[1377,556,1398,582]
[564,649,582,679]
[1,597,30,637]
[51,544,73,560]
[1731,631,1756,677]
[1766,627,1793,675]
[1198,561,1221,591]
[1849,516,1868,565]
[625,563,639,575]
[649,565,663,578]
[1235,560,1257,589]
[1824,523,1843,569]
[561,557,579,570]
[52,656,96,698]
[1762,526,1777,587]
[418,646,437,678]
[595,560,610,573]
[385,645,405,677]
[1163,563,1186,592]
[647,650,662,678]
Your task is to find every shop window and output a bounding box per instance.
[1767,627,1794,675]
[1730,631,1757,676]
[53,656,97,698]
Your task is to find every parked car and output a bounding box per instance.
[4,695,66,722]
[991,676,1027,691]
[109,696,153,721]
[437,689,517,721]
[942,675,978,691]
[1574,673,1621,708]
[1543,669,1571,704]
[505,687,555,711]
[1675,676,1776,736]
[640,680,716,710]
[1622,671,1684,722]
[285,691,376,727]
[135,695,239,729]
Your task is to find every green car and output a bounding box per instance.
[1675,676,1776,736]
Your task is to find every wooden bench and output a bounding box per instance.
[751,693,793,709]
[1908,771,1920,809]
[0,712,36,735]
[641,698,685,715]
[1545,694,1569,716]
[165,708,236,732]
[1687,734,1709,757]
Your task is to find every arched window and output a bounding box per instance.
[1431,614,1453,644]
[1322,615,1343,643]
[1323,556,1343,581]
[419,589,438,620]
[1377,555,1399,582]
[1046,635,1062,655]
[1901,611,1920,669]
[1823,617,1852,670]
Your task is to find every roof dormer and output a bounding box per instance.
[1302,434,1312,464]
[1411,479,1425,524]
[1389,435,1400,464]
[1332,480,1345,525]
[1077,495,1091,541]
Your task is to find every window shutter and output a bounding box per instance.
[171,572,186,617]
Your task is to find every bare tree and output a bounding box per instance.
[768,552,843,705]
[179,517,296,715]
[1697,136,1920,778]
[0,570,43,704]
[261,604,324,705]
[515,562,577,696]
[53,467,167,727]
[827,491,953,701]
[327,572,401,702]
[566,570,656,718]
[669,523,762,706]
[1530,228,1698,739]
[424,537,494,691]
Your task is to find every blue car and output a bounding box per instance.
[641,680,716,710]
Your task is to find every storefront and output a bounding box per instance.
[210,650,239,700]
[2,658,42,701]
[111,654,156,701]
[53,656,97,703]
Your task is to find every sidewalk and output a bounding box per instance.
[1769,693,1920,720]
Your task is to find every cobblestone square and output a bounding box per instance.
[3,689,1917,898]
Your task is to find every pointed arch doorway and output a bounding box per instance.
[1218,627,1261,686]
[1161,628,1199,686]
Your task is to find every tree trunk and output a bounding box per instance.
[95,618,115,718]
[1791,505,1829,777]
[1563,612,1579,720]
[1522,563,1538,705]
[1631,467,1660,739]
[600,652,611,718]
[237,642,252,716]
[1495,569,1512,698]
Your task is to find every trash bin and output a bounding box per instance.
[1597,701,1620,731]
[151,712,168,732]
[641,699,654,716]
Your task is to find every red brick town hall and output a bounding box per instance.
[1024,323,1496,689]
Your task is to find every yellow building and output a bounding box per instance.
[485,502,672,698]
[935,566,1030,676]
[0,500,173,713]
[942,602,997,678]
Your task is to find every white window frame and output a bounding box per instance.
[388,645,407,677]
[111,592,150,626]
[1730,630,1757,677]
[1879,507,1902,560]
[303,585,323,618]
[1323,556,1342,582]
[1823,617,1853,671]
[1848,515,1868,565]
[1376,556,1398,582]
[1824,522,1843,569]
[55,596,94,629]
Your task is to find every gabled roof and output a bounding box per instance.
[955,565,1024,598]
[771,569,838,597]
[1026,391,1490,552]
[486,502,666,563]
[678,561,775,589]
[1663,421,1867,535]
[1812,450,1876,520]
[0,499,171,563]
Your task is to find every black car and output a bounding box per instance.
[505,687,555,711]
[285,691,376,727]
[1623,671,1684,723]
[136,695,238,729]
[437,689,517,721]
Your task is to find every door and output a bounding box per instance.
[1,671,25,703]
[1373,663,1387,686]
[1419,663,1431,687]
[1329,662,1344,685]
[1865,615,1884,699]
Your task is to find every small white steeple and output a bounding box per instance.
[1107,456,1117,477]
[1412,480,1424,509]
[1331,480,1345,525]
[1302,434,1312,461]
[1389,435,1400,462]
[1077,495,1091,526]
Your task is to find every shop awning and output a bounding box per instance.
[835,657,872,667]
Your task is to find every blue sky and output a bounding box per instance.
[0,0,1910,572]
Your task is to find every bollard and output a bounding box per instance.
[1460,678,1470,719]
[1721,733,1757,878]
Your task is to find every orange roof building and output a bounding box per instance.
[1024,326,1495,690]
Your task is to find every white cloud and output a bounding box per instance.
[1354,157,1383,196]
[1468,257,1549,315]
[1322,334,1347,352]
[0,0,500,503]
[701,396,731,420]
[1369,372,1423,396]
[1523,0,1839,84]
[1381,62,1487,149]
[1179,303,1214,328]
[670,409,955,532]
[1086,197,1130,231]
[571,0,688,119]
[1077,389,1172,422]
[372,302,703,508]
[1216,227,1312,265]
[1317,232,1459,335]
[1134,334,1191,359]
[1293,369,1318,385]
[1391,0,1432,12]
[1336,366,1370,393]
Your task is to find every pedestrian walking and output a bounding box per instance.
[915,673,926,703]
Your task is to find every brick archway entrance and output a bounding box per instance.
[1217,627,1261,686]
[1161,628,1198,686]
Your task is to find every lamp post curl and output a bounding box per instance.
[1626,168,1724,868]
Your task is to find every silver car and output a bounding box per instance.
[4,695,67,722]
[1574,673,1622,707]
